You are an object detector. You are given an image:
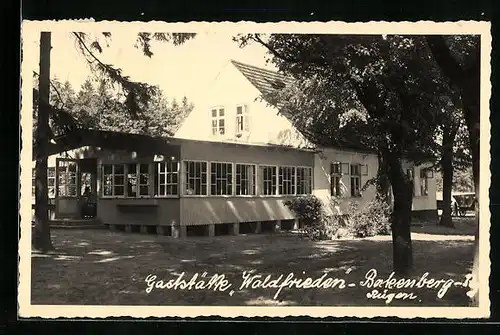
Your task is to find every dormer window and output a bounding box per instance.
[236,105,249,134]
[211,107,225,136]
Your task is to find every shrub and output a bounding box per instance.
[284,195,391,241]
[346,198,391,238]
[283,195,324,228]
[283,195,331,240]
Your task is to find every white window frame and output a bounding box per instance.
[31,167,56,198]
[183,160,208,196]
[235,163,257,196]
[57,160,78,197]
[235,104,249,134]
[48,167,56,198]
[101,164,126,198]
[211,106,226,136]
[259,165,278,196]
[279,165,296,196]
[210,161,234,196]
[296,166,312,195]
[124,163,151,198]
[155,161,179,197]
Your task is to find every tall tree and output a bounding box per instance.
[32,31,196,252]
[425,35,481,305]
[237,34,454,275]
[33,32,53,251]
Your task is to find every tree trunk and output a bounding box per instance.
[33,32,54,253]
[386,153,413,276]
[439,130,455,228]
[426,35,480,305]
[467,105,480,306]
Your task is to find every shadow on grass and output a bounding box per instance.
[30,228,474,307]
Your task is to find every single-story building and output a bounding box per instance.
[32,128,437,237]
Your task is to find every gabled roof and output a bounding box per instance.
[230,60,294,99]
[230,60,374,153]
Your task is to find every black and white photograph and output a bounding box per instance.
[19,21,491,318]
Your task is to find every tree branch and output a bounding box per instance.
[33,71,66,109]
[425,36,466,87]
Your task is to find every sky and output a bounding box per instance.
[24,30,275,106]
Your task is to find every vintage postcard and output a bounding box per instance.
[19,20,491,319]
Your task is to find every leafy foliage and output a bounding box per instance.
[283,195,324,227]
[72,32,196,119]
[33,74,194,140]
[436,167,474,192]
[345,198,392,238]
[284,195,391,240]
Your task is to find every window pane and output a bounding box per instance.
[140,174,149,184]
[103,165,112,174]
[211,109,217,117]
[114,165,124,174]
[128,164,137,174]
[114,175,124,185]
[115,186,124,196]
[140,164,149,174]
[219,109,224,116]
[139,186,149,196]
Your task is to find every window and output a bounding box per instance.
[296,167,312,195]
[260,166,277,195]
[236,164,256,195]
[350,164,362,197]
[330,162,342,197]
[58,161,78,197]
[32,167,56,198]
[102,164,125,197]
[420,169,429,196]
[48,167,55,198]
[184,161,208,195]
[155,161,178,196]
[211,108,225,136]
[406,168,415,196]
[236,105,249,133]
[279,166,296,195]
[210,162,233,195]
[126,163,150,197]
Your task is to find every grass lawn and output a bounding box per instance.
[30,217,476,306]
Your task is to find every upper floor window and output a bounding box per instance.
[211,107,225,136]
[236,105,249,134]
